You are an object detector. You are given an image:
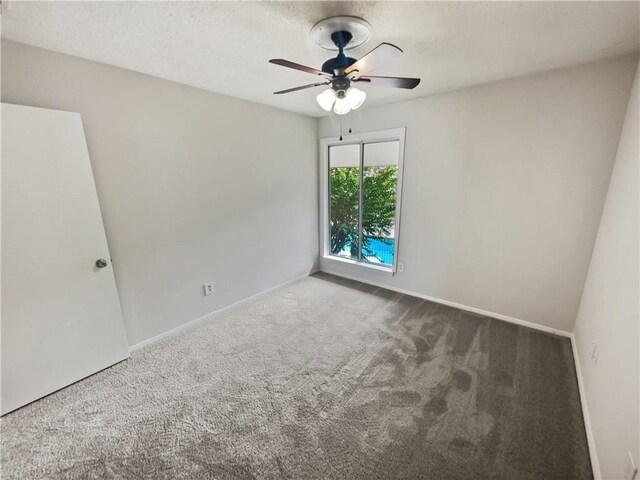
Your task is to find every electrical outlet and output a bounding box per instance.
[204,282,214,296]
[397,262,405,273]
[626,451,638,480]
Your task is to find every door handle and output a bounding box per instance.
[95,259,108,269]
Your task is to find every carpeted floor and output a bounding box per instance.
[0,272,592,479]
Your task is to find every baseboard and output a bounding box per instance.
[128,268,319,353]
[570,334,601,479]
[319,267,572,338]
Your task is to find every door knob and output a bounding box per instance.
[95,259,108,269]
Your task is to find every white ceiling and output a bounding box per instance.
[2,1,639,117]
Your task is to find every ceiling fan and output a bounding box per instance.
[269,16,420,115]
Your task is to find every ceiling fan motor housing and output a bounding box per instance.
[322,30,357,88]
[321,56,357,76]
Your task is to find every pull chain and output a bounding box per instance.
[338,113,352,140]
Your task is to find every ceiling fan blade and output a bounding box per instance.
[273,82,331,95]
[354,75,421,89]
[344,42,403,78]
[269,59,332,77]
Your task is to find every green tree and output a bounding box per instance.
[330,165,397,260]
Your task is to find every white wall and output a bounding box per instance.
[1,40,319,346]
[573,63,639,480]
[319,55,638,333]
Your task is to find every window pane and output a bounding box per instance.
[329,144,360,260]
[361,141,399,265]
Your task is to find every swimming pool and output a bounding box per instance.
[340,236,395,265]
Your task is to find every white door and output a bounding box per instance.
[1,103,130,415]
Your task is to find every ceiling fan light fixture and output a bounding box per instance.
[316,88,337,111]
[345,87,366,110]
[333,96,351,115]
[271,21,420,115]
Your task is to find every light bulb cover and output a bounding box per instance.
[345,87,366,110]
[316,88,336,112]
[333,97,351,115]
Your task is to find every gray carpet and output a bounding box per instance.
[0,272,592,479]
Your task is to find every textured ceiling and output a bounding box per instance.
[2,1,639,117]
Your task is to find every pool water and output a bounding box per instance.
[341,236,395,265]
